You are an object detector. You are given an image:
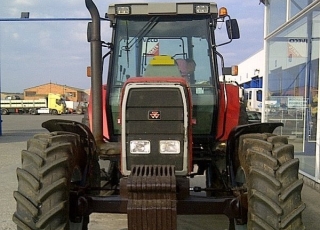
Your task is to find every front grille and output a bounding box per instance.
[123,87,186,171]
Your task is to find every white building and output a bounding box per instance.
[262,0,320,187]
[237,50,265,85]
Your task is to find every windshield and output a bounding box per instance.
[112,16,215,85]
[108,16,218,136]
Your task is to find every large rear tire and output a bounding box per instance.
[239,134,305,229]
[13,132,87,229]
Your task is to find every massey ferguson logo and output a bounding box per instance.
[149,110,161,120]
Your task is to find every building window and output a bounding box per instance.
[267,0,314,35]
[266,3,320,179]
[289,0,312,19]
[267,0,287,34]
[25,91,36,96]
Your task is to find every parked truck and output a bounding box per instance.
[65,101,87,114]
[13,1,305,230]
[1,93,65,115]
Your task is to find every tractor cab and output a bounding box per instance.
[105,3,239,146]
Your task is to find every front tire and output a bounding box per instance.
[13,132,87,229]
[239,134,305,229]
[51,109,58,115]
[30,109,37,115]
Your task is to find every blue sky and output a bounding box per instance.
[0,0,265,93]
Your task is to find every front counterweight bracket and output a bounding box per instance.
[126,165,177,230]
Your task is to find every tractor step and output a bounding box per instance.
[126,165,177,230]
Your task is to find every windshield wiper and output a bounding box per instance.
[123,16,159,68]
[124,16,160,51]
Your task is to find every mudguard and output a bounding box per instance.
[216,83,240,141]
[226,122,283,187]
[42,119,97,152]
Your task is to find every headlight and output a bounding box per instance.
[130,140,150,154]
[195,5,209,14]
[160,140,180,154]
[116,6,131,15]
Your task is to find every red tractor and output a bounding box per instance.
[13,1,305,229]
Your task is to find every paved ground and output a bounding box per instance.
[0,114,319,229]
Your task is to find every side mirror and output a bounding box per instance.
[226,19,240,40]
[222,65,238,76]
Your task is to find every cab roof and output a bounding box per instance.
[107,2,218,22]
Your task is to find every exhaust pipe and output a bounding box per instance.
[85,0,103,143]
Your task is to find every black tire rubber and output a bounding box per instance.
[12,132,87,229]
[239,133,305,230]
[2,109,9,115]
[51,109,58,115]
[30,109,37,115]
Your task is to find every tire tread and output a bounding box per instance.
[241,134,305,230]
[13,132,80,229]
